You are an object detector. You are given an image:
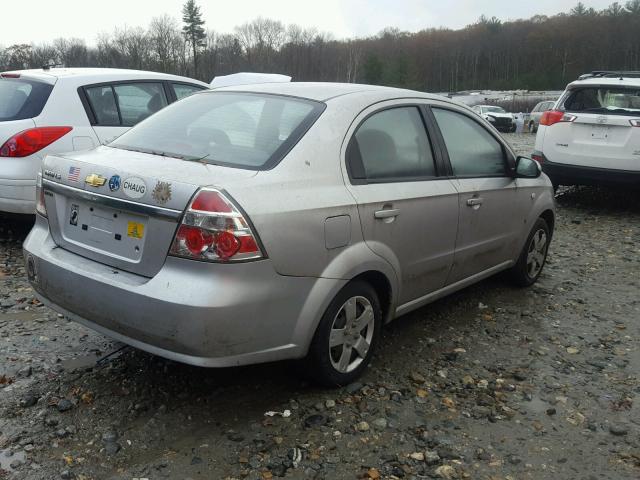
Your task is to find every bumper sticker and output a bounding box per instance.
[70,204,79,226]
[127,221,145,239]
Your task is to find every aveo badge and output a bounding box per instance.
[122,177,147,199]
[108,175,121,192]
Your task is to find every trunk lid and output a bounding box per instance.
[543,114,640,170]
[41,145,257,277]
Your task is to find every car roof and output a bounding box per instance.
[210,81,443,103]
[568,77,640,89]
[0,68,209,87]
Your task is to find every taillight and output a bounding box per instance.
[1,73,20,78]
[0,127,72,158]
[35,172,47,217]
[630,120,640,127]
[539,110,577,127]
[531,153,545,164]
[169,188,263,262]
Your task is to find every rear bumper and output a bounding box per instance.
[24,216,344,367]
[539,154,640,187]
[0,179,36,214]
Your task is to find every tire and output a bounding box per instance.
[509,218,551,287]
[306,281,382,387]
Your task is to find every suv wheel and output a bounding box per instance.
[307,281,381,387]
[510,218,550,287]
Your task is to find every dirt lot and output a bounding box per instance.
[1,133,639,480]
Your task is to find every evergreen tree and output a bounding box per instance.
[182,0,206,77]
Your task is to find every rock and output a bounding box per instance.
[57,399,73,412]
[304,414,327,428]
[462,375,474,386]
[324,399,336,409]
[60,470,75,479]
[9,458,23,469]
[104,441,120,456]
[345,382,363,394]
[508,454,522,465]
[372,418,388,430]
[102,431,118,443]
[609,423,628,436]
[17,366,32,378]
[356,421,370,432]
[434,464,457,479]
[424,449,441,466]
[566,347,580,354]
[410,372,426,384]
[191,456,202,465]
[19,394,38,408]
[409,452,425,461]
[546,408,557,416]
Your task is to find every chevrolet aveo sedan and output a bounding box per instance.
[24,83,555,386]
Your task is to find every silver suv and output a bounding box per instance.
[24,83,555,386]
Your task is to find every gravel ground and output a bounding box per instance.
[1,132,640,480]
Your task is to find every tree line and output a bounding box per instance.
[1,1,639,92]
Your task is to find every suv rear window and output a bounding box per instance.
[0,78,53,121]
[562,86,640,115]
[110,92,325,170]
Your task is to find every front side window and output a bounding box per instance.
[0,78,53,121]
[432,108,506,177]
[350,107,436,181]
[110,92,323,169]
[563,86,640,114]
[113,83,168,126]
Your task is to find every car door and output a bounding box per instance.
[344,103,459,305]
[81,81,169,145]
[429,105,523,284]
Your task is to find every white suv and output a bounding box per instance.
[0,68,207,214]
[533,71,640,188]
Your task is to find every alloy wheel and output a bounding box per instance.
[328,296,375,373]
[526,229,547,278]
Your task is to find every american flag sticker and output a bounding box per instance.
[68,166,80,182]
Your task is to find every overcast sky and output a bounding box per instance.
[2,0,616,45]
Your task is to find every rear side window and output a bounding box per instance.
[110,92,324,170]
[84,82,168,127]
[563,86,640,114]
[433,108,506,177]
[0,78,53,121]
[172,83,205,100]
[349,107,435,181]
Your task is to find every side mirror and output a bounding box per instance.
[515,156,541,178]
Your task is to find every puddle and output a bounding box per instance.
[0,449,26,472]
[61,354,100,371]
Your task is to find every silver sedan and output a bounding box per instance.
[24,83,555,386]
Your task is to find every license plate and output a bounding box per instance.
[62,200,147,261]
[591,125,609,140]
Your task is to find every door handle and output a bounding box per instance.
[466,197,484,207]
[374,208,400,219]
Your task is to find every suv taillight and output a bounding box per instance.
[539,110,576,127]
[0,127,72,158]
[169,188,263,262]
[35,172,47,217]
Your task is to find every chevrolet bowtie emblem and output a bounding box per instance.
[85,174,107,187]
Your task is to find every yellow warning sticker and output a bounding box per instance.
[127,221,145,239]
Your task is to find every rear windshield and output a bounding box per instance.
[110,92,325,170]
[562,86,640,115]
[0,78,53,121]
